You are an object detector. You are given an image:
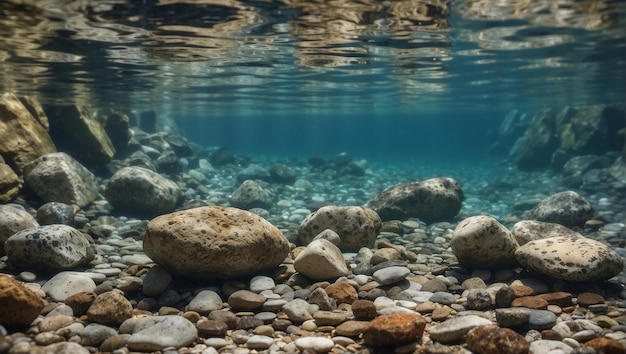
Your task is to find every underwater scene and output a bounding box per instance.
[0,0,625,353]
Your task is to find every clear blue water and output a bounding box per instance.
[1,0,624,161]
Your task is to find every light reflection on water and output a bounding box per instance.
[0,0,623,116]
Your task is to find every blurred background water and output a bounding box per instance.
[1,0,624,162]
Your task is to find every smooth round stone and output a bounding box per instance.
[186,290,223,314]
[253,325,274,336]
[249,276,275,293]
[295,337,335,352]
[19,272,37,282]
[92,268,122,276]
[142,265,172,297]
[126,315,198,351]
[254,312,277,323]
[372,266,410,285]
[263,299,287,311]
[42,272,97,302]
[572,329,598,342]
[246,335,273,350]
[283,299,313,322]
[527,309,557,330]
[204,338,228,348]
[80,323,118,346]
[429,292,456,305]
[331,336,355,347]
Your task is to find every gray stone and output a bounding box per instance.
[529,340,573,354]
[298,205,381,252]
[527,309,557,330]
[283,299,313,322]
[144,206,289,280]
[295,337,335,352]
[466,289,493,310]
[42,272,97,302]
[515,108,558,170]
[294,239,348,281]
[312,229,341,246]
[368,177,463,223]
[5,224,95,271]
[451,216,520,270]
[186,290,224,314]
[236,164,271,183]
[37,202,74,226]
[126,315,198,351]
[104,166,181,215]
[0,205,38,256]
[23,152,98,208]
[429,292,456,305]
[526,191,594,228]
[142,265,172,297]
[515,236,623,282]
[372,266,410,285]
[428,315,492,343]
[231,180,273,210]
[250,275,275,293]
[512,220,583,245]
[80,323,118,346]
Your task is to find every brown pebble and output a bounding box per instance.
[584,219,604,230]
[536,292,573,307]
[209,310,238,329]
[335,320,368,337]
[197,319,228,337]
[86,291,133,324]
[236,316,264,330]
[584,337,626,354]
[228,290,266,310]
[63,292,97,317]
[363,313,426,347]
[466,325,529,354]
[99,334,130,352]
[577,292,605,308]
[325,282,357,305]
[351,299,377,320]
[540,329,562,341]
[432,306,452,321]
[510,285,534,297]
[182,311,201,324]
[313,310,348,326]
[511,296,548,309]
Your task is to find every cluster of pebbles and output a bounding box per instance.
[1,146,626,354]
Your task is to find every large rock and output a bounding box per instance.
[105,112,132,157]
[450,216,520,270]
[515,109,559,170]
[0,93,56,173]
[368,177,463,223]
[143,206,290,279]
[298,206,381,252]
[515,236,623,282]
[526,191,593,228]
[0,163,20,203]
[23,152,98,208]
[230,180,273,210]
[0,205,38,256]
[511,220,583,246]
[294,239,349,281]
[558,104,625,155]
[0,275,44,327]
[5,224,95,271]
[18,95,50,131]
[50,104,115,165]
[104,166,181,215]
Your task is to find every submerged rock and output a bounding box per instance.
[0,93,56,173]
[294,238,349,280]
[104,166,181,215]
[37,202,75,226]
[0,163,20,203]
[143,206,290,279]
[0,205,39,256]
[450,215,520,270]
[5,224,95,271]
[298,205,381,252]
[23,152,98,208]
[515,108,558,170]
[515,236,623,282]
[526,190,593,227]
[231,179,273,210]
[368,177,463,223]
[512,220,583,245]
[0,274,44,327]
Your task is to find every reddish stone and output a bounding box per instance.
[324,282,357,305]
[363,313,426,347]
[0,275,44,327]
[536,292,573,307]
[584,337,626,354]
[577,292,605,308]
[466,325,529,354]
[64,292,97,316]
[540,329,563,341]
[511,296,548,309]
[352,299,377,320]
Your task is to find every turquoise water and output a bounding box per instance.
[1,0,624,161]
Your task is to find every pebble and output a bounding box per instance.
[428,315,492,343]
[186,290,223,314]
[294,337,335,352]
[142,265,172,297]
[246,335,273,350]
[372,266,410,285]
[125,315,198,351]
[41,272,97,302]
[283,299,313,322]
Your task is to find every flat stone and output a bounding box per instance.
[246,335,273,350]
[126,315,198,351]
[228,290,266,310]
[536,292,573,307]
[312,310,348,326]
[42,272,97,302]
[80,323,118,346]
[335,320,368,337]
[428,315,493,343]
[249,275,275,293]
[372,266,410,285]
[584,337,626,354]
[511,296,548,309]
[283,298,313,322]
[495,308,530,328]
[429,292,455,305]
[577,292,605,307]
[363,313,426,347]
[527,309,557,330]
[295,336,335,352]
[186,290,223,314]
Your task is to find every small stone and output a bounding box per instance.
[527,309,557,330]
[510,285,534,297]
[38,314,73,332]
[495,308,531,328]
[495,287,516,308]
[324,282,357,305]
[63,291,96,316]
[87,291,133,324]
[466,325,529,354]
[352,299,377,320]
[246,335,273,350]
[428,315,492,343]
[126,315,198,351]
[421,278,448,292]
[372,266,410,285]
[228,290,266,310]
[0,275,44,327]
[42,272,97,302]
[429,292,456,305]
[511,296,548,309]
[249,275,275,293]
[294,337,335,352]
[431,307,452,321]
[466,289,493,310]
[99,334,131,352]
[313,311,348,326]
[577,292,605,307]
[283,299,313,322]
[308,287,337,311]
[363,313,426,347]
[536,292,573,307]
[142,265,172,297]
[462,277,487,290]
[80,323,118,346]
[370,248,402,265]
[186,290,223,314]
[529,339,573,354]
[335,320,368,337]
[197,320,228,337]
[294,239,349,280]
[43,342,90,354]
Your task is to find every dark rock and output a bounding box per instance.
[156,151,183,175]
[37,202,75,226]
[164,134,193,157]
[105,112,132,158]
[139,111,157,133]
[231,180,273,210]
[209,147,235,166]
[269,164,297,184]
[515,109,559,170]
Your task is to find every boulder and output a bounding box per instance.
[0,93,56,173]
[515,236,623,282]
[294,239,349,280]
[0,163,20,203]
[209,147,235,166]
[230,180,273,210]
[558,104,625,155]
[18,95,50,131]
[450,216,520,270]
[104,166,181,215]
[561,155,612,187]
[105,112,132,157]
[0,205,39,256]
[5,224,95,271]
[23,152,98,208]
[0,275,44,327]
[50,104,115,165]
[515,109,559,170]
[143,206,290,279]
[526,191,593,228]
[512,220,583,246]
[368,177,463,222]
[298,206,381,252]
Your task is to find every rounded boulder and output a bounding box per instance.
[143,206,290,279]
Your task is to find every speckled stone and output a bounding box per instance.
[363,313,426,347]
[515,236,623,282]
[511,220,583,245]
[584,337,626,354]
[526,191,593,228]
[324,282,357,305]
[87,291,133,324]
[465,325,529,354]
